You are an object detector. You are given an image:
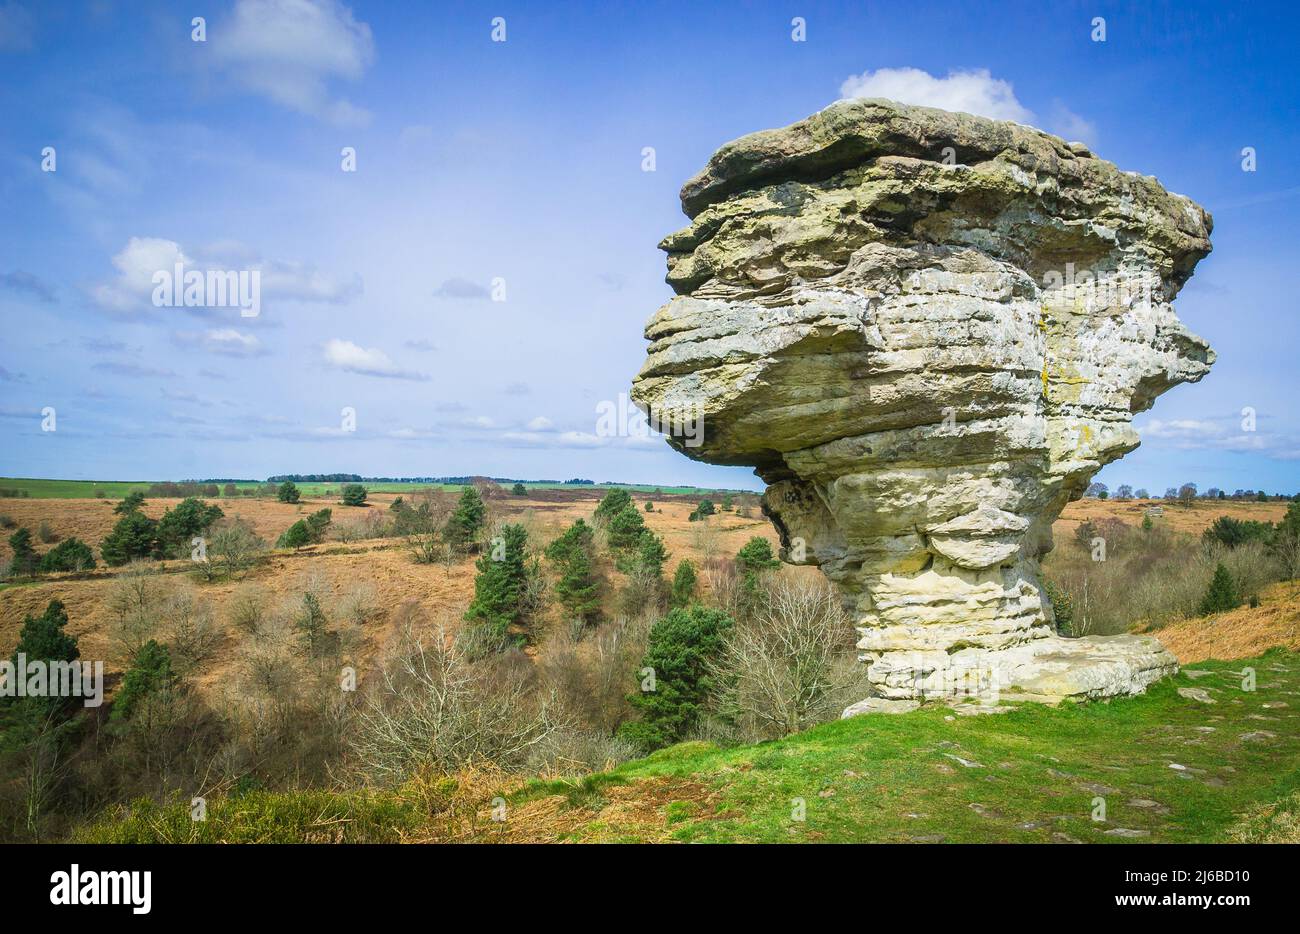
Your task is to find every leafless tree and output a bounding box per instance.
[352,619,571,783]
[709,575,867,740]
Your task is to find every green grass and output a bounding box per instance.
[516,650,1300,843]
[0,477,743,500]
[75,652,1298,844]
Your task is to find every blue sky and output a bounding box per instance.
[0,0,1296,493]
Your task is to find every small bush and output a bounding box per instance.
[1199,562,1241,616]
[36,520,58,544]
[229,585,268,636]
[37,537,96,573]
[688,499,716,522]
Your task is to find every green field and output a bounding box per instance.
[522,651,1300,843]
[0,478,744,500]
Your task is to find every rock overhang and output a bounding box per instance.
[631,98,1210,704]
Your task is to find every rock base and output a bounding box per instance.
[846,634,1176,712]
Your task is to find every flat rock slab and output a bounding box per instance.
[841,697,921,717]
[978,634,1177,704]
[1178,687,1216,704]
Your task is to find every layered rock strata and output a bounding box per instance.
[631,99,1212,704]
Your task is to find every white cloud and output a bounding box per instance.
[90,237,361,314]
[92,237,188,311]
[322,338,427,380]
[175,328,265,356]
[1138,413,1300,459]
[526,416,554,431]
[501,430,606,449]
[388,427,438,440]
[1048,101,1098,147]
[212,0,374,127]
[839,67,1033,123]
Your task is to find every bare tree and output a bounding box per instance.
[352,618,571,783]
[208,518,265,579]
[709,575,867,740]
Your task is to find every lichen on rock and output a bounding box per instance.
[632,98,1212,705]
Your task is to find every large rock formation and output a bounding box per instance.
[632,99,1214,705]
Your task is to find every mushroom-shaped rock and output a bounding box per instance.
[631,99,1206,704]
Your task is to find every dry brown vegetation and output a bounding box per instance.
[1,490,778,699]
[2,493,1293,698]
[6,486,1298,843]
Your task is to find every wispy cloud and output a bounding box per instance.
[433,277,489,300]
[210,0,375,127]
[1139,412,1300,460]
[92,361,178,380]
[322,338,428,380]
[0,269,55,302]
[175,328,267,357]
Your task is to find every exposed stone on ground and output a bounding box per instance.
[1178,686,1216,704]
[841,697,920,717]
[1103,827,1151,838]
[632,98,1211,705]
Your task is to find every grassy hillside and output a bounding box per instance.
[79,649,1300,843]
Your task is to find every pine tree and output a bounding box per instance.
[1199,563,1241,616]
[463,523,529,641]
[276,520,310,550]
[295,591,334,656]
[688,499,716,522]
[607,505,646,552]
[736,536,779,574]
[8,527,38,576]
[670,559,698,608]
[304,508,332,543]
[621,605,734,751]
[100,511,160,566]
[114,491,146,515]
[38,537,96,573]
[594,488,632,521]
[634,529,669,579]
[544,519,594,564]
[735,536,780,617]
[445,486,486,551]
[112,639,175,721]
[555,546,601,624]
[156,497,223,557]
[2,600,79,722]
[277,481,301,504]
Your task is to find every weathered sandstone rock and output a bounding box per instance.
[632,99,1210,704]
